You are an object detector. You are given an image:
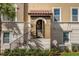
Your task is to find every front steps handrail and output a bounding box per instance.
[10,32,28,49]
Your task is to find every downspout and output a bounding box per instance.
[0,14,1,53]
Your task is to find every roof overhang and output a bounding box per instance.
[28,10,52,16]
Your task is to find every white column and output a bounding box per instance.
[28,15,31,40]
[68,32,72,51]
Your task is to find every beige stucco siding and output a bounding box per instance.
[28,3,79,22]
[2,3,79,51]
[31,16,51,39]
[28,3,52,10]
[17,3,24,22]
[45,17,51,39]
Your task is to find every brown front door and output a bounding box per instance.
[36,20,45,38]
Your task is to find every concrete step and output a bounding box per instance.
[35,38,50,49]
[19,38,50,49]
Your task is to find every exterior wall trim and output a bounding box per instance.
[1,31,13,44]
[2,21,24,23]
[34,17,47,24]
[15,4,18,22]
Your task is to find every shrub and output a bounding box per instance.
[8,48,21,56]
[2,48,62,56]
[64,46,70,52]
[49,48,61,56]
[72,46,78,52]
[25,49,41,56]
[3,49,11,56]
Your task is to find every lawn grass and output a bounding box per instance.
[61,52,79,56]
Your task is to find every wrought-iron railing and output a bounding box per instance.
[9,32,28,50]
[9,31,43,50]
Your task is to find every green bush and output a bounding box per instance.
[49,48,61,56]
[64,47,70,52]
[3,49,11,56]
[2,48,61,56]
[72,46,78,52]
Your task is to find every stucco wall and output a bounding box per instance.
[28,3,79,22]
[17,3,24,22]
[53,22,79,44]
[31,16,51,39]
[1,22,24,51]
[0,3,25,51]
[28,3,79,46]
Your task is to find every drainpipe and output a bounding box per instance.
[28,15,31,39]
[68,23,72,52]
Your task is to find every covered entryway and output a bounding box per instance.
[36,20,45,38]
[28,10,52,49]
[28,10,52,39]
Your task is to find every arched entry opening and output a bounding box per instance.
[36,20,45,38]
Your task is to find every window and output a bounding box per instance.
[3,32,10,43]
[63,32,69,43]
[54,8,61,21]
[72,8,78,21]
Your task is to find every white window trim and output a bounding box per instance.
[52,7,62,22]
[35,17,47,24]
[15,4,17,22]
[1,4,17,22]
[71,7,79,22]
[2,31,13,44]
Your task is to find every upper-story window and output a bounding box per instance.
[53,8,61,22]
[1,4,17,22]
[72,8,78,22]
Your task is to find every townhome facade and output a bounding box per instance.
[1,3,79,51]
[1,3,25,51]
